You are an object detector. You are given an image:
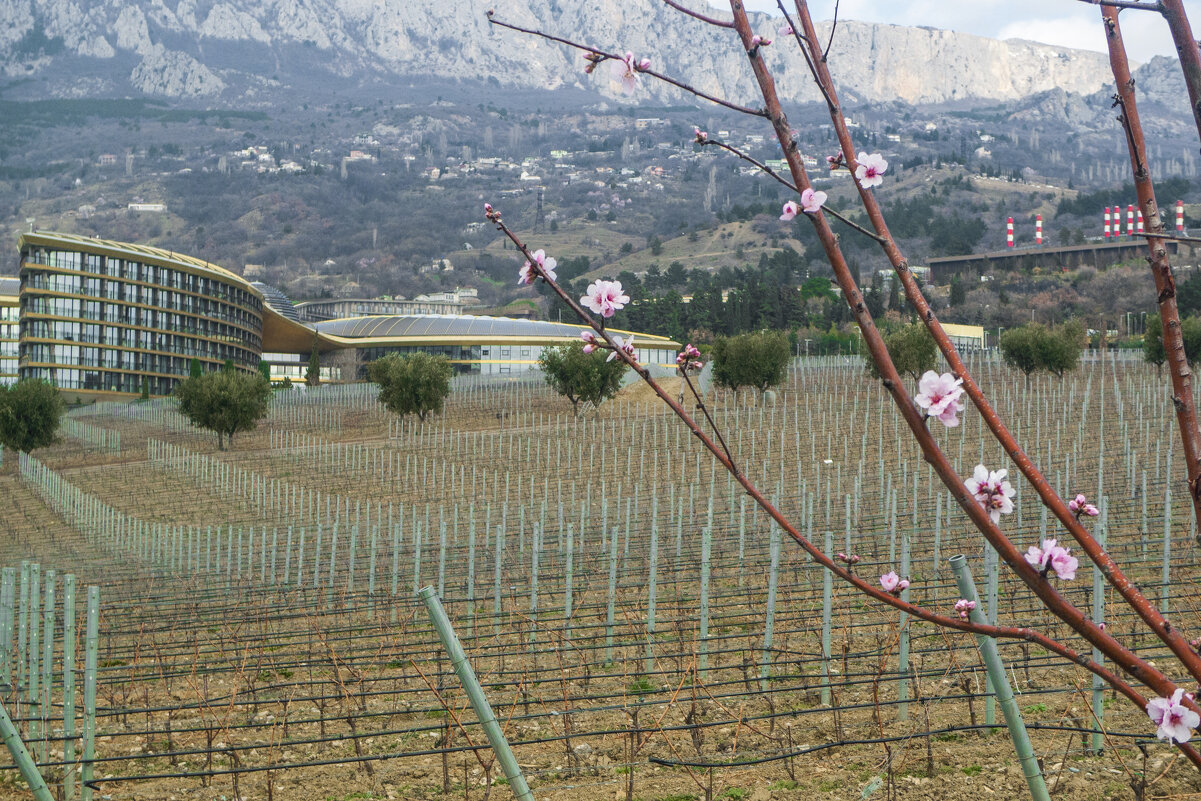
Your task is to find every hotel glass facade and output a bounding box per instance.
[18,235,262,396]
[0,278,18,386]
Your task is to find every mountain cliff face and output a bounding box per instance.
[0,0,1157,106]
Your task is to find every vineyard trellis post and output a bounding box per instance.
[949,554,1049,801]
[418,586,535,801]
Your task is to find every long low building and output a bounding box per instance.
[5,232,680,399]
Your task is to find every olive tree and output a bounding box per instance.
[0,378,65,454]
[539,341,626,416]
[368,352,454,421]
[712,330,791,399]
[1000,321,1084,378]
[865,322,936,381]
[174,366,272,450]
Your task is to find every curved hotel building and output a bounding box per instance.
[5,232,680,399]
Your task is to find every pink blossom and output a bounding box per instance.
[517,249,557,285]
[581,330,599,354]
[676,344,703,371]
[954,599,977,619]
[610,52,649,95]
[607,334,637,363]
[1191,636,1201,651]
[1068,493,1099,517]
[1024,538,1078,581]
[693,127,708,143]
[965,465,1016,523]
[1049,546,1079,581]
[915,370,965,427]
[836,552,861,565]
[854,152,888,189]
[581,280,630,318]
[780,201,799,221]
[750,34,771,48]
[826,150,844,170]
[778,24,794,37]
[880,572,909,594]
[1146,688,1200,744]
[801,188,827,214]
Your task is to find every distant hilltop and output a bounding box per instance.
[0,0,1137,105]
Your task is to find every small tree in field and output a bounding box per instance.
[368,352,454,421]
[1144,313,1166,368]
[0,378,65,454]
[539,341,626,416]
[1182,316,1201,366]
[712,330,790,400]
[305,340,322,386]
[866,322,936,381]
[999,325,1041,377]
[1040,320,1084,378]
[1001,322,1084,378]
[174,368,272,450]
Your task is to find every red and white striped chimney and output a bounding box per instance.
[1007,217,1014,248]
[1127,205,1135,236]
[1178,200,1185,232]
[1137,208,1145,234]
[1035,214,1043,245]
[1104,207,1111,238]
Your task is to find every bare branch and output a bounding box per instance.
[1076,0,1163,10]
[660,0,734,28]
[823,0,839,61]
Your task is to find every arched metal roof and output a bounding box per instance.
[314,314,678,345]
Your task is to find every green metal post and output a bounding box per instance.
[949,555,1049,801]
[63,576,77,801]
[81,587,99,801]
[417,587,535,801]
[0,699,54,801]
[820,531,833,706]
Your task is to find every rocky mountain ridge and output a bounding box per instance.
[0,0,1157,107]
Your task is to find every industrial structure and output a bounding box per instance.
[5,232,679,400]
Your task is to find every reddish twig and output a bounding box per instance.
[1104,6,1201,574]
[786,0,1201,690]
[1157,0,1201,145]
[728,0,1201,749]
[483,206,1196,767]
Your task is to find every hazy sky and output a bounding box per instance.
[721,0,1184,64]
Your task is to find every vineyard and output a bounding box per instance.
[1,355,1199,801]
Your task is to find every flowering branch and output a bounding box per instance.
[486,11,768,117]
[721,0,1201,750]
[482,195,1201,765]
[783,0,1201,693]
[1103,7,1201,550]
[693,131,886,243]
[481,0,1201,753]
